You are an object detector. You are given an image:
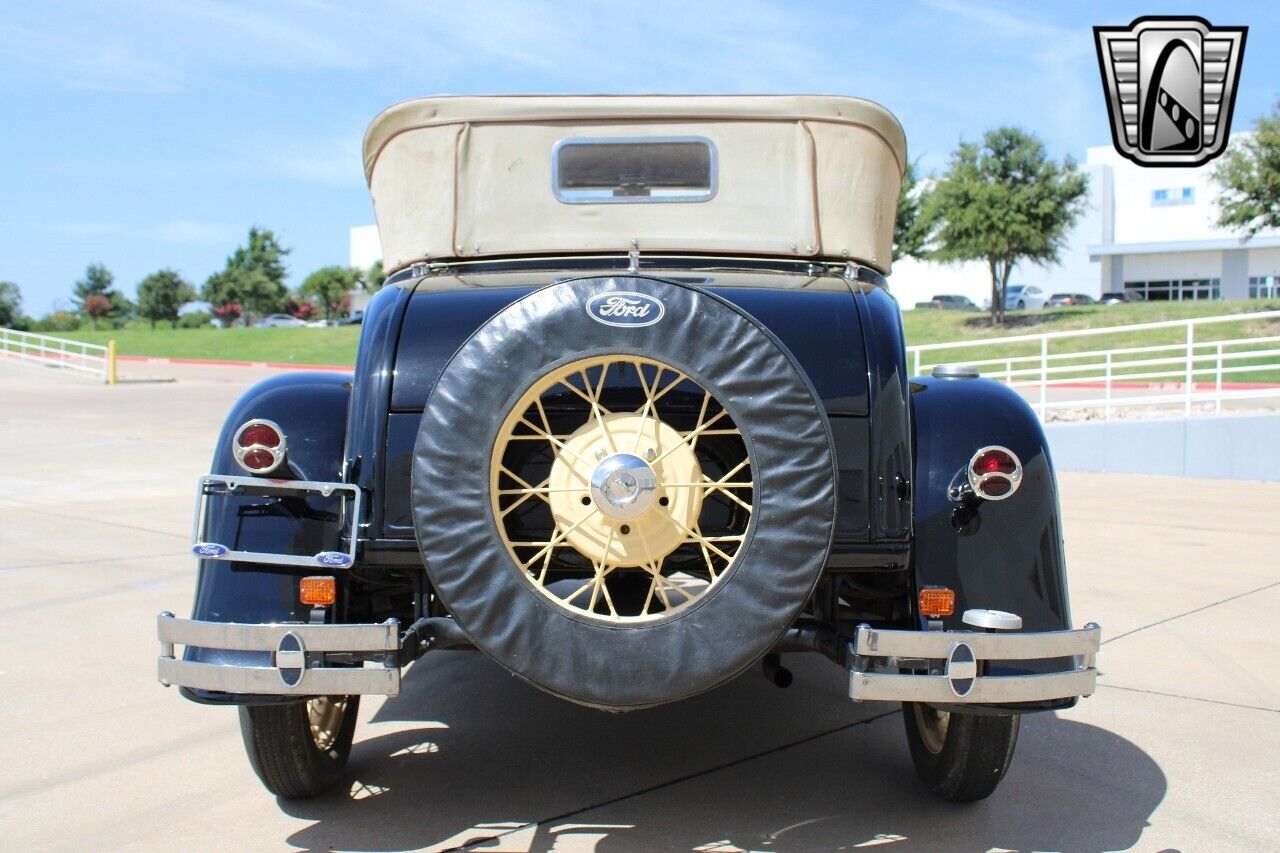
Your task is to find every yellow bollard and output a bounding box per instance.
[107,340,118,385]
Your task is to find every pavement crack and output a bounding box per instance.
[1102,579,1280,646]
[452,708,902,851]
[1096,683,1279,714]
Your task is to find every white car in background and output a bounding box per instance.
[1003,284,1047,310]
[986,285,1048,311]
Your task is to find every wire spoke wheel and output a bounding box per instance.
[491,354,753,622]
[306,696,349,752]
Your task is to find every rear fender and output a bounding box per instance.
[910,375,1071,636]
[182,372,352,704]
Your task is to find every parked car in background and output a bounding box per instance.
[1100,291,1144,305]
[1003,284,1047,310]
[253,313,308,328]
[338,310,364,326]
[914,294,979,311]
[1047,293,1097,308]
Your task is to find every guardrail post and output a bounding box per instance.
[1104,351,1112,420]
[1185,323,1194,417]
[913,349,921,377]
[1039,336,1048,420]
[107,340,117,385]
[1215,342,1223,416]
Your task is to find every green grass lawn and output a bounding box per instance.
[51,325,361,365]
[29,298,1280,381]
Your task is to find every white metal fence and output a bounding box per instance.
[0,327,113,382]
[907,310,1280,420]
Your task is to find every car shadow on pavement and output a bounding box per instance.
[279,652,1165,852]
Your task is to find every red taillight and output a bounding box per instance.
[967,446,1022,501]
[972,448,1018,476]
[237,423,281,448]
[233,419,287,474]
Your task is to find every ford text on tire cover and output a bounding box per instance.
[155,96,1100,802]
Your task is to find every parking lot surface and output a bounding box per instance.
[1,361,1277,851]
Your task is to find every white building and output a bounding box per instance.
[351,135,1280,307]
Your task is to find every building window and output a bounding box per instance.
[1151,187,1195,207]
[1250,275,1280,298]
[1125,279,1221,301]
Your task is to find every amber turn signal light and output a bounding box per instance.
[919,586,955,618]
[299,576,336,607]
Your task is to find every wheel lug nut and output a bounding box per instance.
[644,448,656,461]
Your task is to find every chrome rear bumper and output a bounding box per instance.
[847,622,1100,704]
[157,612,402,697]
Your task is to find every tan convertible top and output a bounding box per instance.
[363,95,907,273]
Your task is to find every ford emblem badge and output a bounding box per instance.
[191,542,229,558]
[585,291,665,327]
[315,551,354,568]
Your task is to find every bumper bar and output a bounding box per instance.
[847,622,1100,704]
[157,612,402,697]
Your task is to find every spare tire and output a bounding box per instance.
[412,275,836,709]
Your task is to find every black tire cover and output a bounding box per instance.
[412,276,836,709]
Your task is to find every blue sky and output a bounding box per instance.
[2,1,1277,314]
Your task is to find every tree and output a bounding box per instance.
[136,269,197,328]
[73,263,113,302]
[83,294,112,328]
[231,226,290,287]
[213,302,243,326]
[203,227,291,323]
[0,281,22,328]
[360,260,384,293]
[1215,102,1280,236]
[74,263,129,329]
[299,266,359,321]
[203,267,284,324]
[920,127,1088,324]
[894,160,927,261]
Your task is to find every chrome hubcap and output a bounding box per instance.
[590,453,658,519]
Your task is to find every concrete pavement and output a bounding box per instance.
[1,360,1277,851]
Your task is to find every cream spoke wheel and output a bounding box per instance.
[306,696,348,752]
[492,354,753,623]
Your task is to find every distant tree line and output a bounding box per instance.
[1,226,385,333]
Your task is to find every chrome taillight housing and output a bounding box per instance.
[967,446,1022,501]
[233,419,287,475]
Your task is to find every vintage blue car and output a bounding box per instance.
[157,95,1099,803]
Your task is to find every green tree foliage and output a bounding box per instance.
[920,127,1088,324]
[73,263,130,329]
[894,160,927,261]
[0,280,23,328]
[73,263,114,301]
[202,227,291,323]
[136,269,197,328]
[360,260,385,293]
[300,266,359,321]
[1215,102,1280,236]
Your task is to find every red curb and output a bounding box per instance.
[116,354,352,372]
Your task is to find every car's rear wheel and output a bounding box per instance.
[902,702,1019,802]
[1016,299,1026,309]
[238,695,359,798]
